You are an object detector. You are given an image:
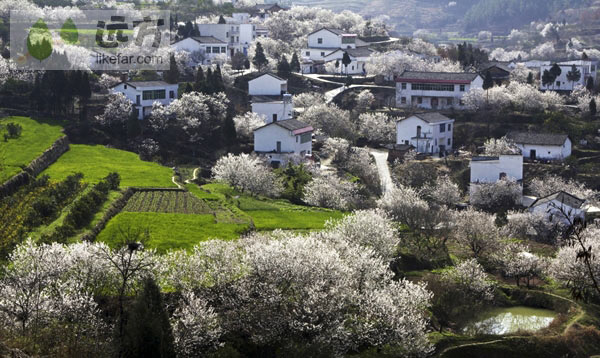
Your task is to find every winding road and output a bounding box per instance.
[369,149,394,194]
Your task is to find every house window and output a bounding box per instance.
[556,81,561,87]
[320,52,325,57]
[318,38,323,44]
[440,123,446,132]
[272,114,277,122]
[460,84,465,91]
[411,83,455,91]
[417,97,422,104]
[169,90,174,99]
[300,132,311,143]
[401,97,406,104]
[592,65,596,72]
[305,51,310,56]
[206,47,212,54]
[231,36,235,43]
[352,66,354,70]
[213,47,220,53]
[448,123,451,131]
[124,84,127,89]
[447,138,451,145]
[401,82,406,90]
[142,90,166,100]
[221,47,226,53]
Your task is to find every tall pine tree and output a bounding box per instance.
[164,54,180,84]
[252,42,268,71]
[290,52,300,73]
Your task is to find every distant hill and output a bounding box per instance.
[290,0,594,35]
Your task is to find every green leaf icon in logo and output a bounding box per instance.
[60,18,78,45]
[27,18,53,61]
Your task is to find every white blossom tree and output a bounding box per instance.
[298,103,354,139]
[494,243,548,287]
[423,176,462,207]
[293,92,326,108]
[95,92,132,127]
[451,209,500,258]
[303,173,359,210]
[470,179,522,211]
[441,259,494,302]
[358,112,395,143]
[233,112,266,140]
[212,153,282,197]
[529,175,596,199]
[356,89,375,109]
[483,136,521,156]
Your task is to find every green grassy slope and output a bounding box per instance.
[42,144,176,188]
[0,116,65,183]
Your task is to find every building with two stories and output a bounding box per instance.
[111,81,179,120]
[248,73,293,123]
[253,119,313,166]
[171,36,228,65]
[395,71,483,110]
[539,60,598,92]
[396,112,454,155]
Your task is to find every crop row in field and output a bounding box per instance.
[122,190,212,214]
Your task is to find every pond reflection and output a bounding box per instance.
[462,306,556,335]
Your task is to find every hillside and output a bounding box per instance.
[290,0,594,35]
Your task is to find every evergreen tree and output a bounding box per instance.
[549,63,562,89]
[252,42,268,71]
[222,114,237,146]
[195,66,205,92]
[526,71,534,85]
[582,51,589,60]
[590,98,597,117]
[566,64,581,89]
[127,110,141,139]
[542,69,555,89]
[184,82,194,93]
[164,54,180,84]
[191,22,200,37]
[231,52,247,71]
[277,55,290,75]
[122,278,175,358]
[244,58,250,70]
[345,75,353,87]
[587,76,595,93]
[205,67,214,94]
[290,52,300,72]
[218,15,226,24]
[342,51,352,75]
[483,71,494,105]
[183,21,193,38]
[80,72,92,102]
[213,64,225,92]
[29,74,45,111]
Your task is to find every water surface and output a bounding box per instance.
[462,306,556,335]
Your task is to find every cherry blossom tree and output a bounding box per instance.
[441,259,495,302]
[483,137,521,156]
[423,176,462,207]
[356,89,375,109]
[531,42,556,58]
[366,51,462,80]
[488,48,528,62]
[451,209,500,258]
[358,112,395,143]
[94,92,133,127]
[303,173,359,210]
[233,112,266,140]
[298,103,354,139]
[494,243,548,287]
[529,175,596,199]
[470,179,522,211]
[98,73,121,90]
[212,153,282,197]
[293,92,326,108]
[503,210,564,243]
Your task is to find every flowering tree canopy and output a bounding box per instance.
[212,153,282,197]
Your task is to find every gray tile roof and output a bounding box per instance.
[251,95,284,103]
[530,191,585,209]
[114,81,174,88]
[396,71,480,82]
[345,47,374,57]
[191,36,226,44]
[471,156,500,161]
[506,131,569,146]
[411,112,453,123]
[255,119,312,132]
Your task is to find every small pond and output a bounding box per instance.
[461,306,557,335]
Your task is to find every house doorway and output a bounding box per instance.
[431,97,438,109]
[276,141,281,153]
[530,149,536,159]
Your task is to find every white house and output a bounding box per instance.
[529,191,586,225]
[396,112,454,155]
[197,23,256,57]
[302,28,357,61]
[506,132,572,161]
[323,47,374,75]
[395,71,483,110]
[469,155,523,184]
[253,119,313,165]
[111,81,179,120]
[539,60,598,92]
[249,73,293,122]
[171,36,228,65]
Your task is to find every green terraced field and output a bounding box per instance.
[42,144,176,188]
[122,190,212,214]
[0,116,65,183]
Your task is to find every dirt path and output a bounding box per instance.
[184,167,200,184]
[370,149,394,194]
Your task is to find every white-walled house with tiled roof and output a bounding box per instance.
[253,119,313,165]
[506,131,572,161]
[249,73,293,123]
[171,36,228,65]
[395,71,483,110]
[396,112,454,155]
[529,191,586,225]
[111,81,178,120]
[323,47,374,75]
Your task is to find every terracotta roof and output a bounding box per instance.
[530,191,585,209]
[506,132,569,146]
